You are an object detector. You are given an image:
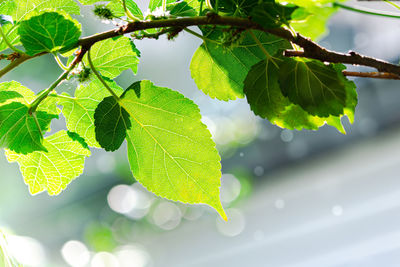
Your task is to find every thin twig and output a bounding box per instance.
[343,71,400,80]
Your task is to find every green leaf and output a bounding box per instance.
[119,80,226,220]
[278,58,347,117]
[107,0,143,20]
[0,0,80,52]
[18,11,81,56]
[277,0,339,40]
[244,59,346,132]
[251,0,298,28]
[5,130,91,195]
[94,96,131,152]
[58,78,124,148]
[0,102,57,154]
[83,36,139,79]
[190,30,290,100]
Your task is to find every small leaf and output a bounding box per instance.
[119,80,226,220]
[0,102,57,154]
[190,30,290,100]
[244,59,346,132]
[58,78,124,148]
[107,0,143,20]
[83,36,139,79]
[94,96,131,152]
[5,130,91,195]
[279,58,347,117]
[18,11,81,56]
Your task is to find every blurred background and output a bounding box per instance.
[2,0,400,266]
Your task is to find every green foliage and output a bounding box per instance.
[119,80,226,219]
[58,78,124,148]
[18,11,81,55]
[0,0,361,219]
[83,36,139,78]
[279,58,347,117]
[94,96,131,152]
[190,30,291,100]
[6,130,90,195]
[251,0,298,28]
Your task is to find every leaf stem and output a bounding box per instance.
[333,2,400,19]
[162,0,167,13]
[28,49,86,114]
[54,55,68,70]
[87,49,121,101]
[0,26,25,54]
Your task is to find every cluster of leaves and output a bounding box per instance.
[0,0,356,219]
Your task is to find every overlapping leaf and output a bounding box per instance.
[83,36,139,79]
[95,80,226,219]
[5,130,91,195]
[190,30,291,100]
[94,96,131,151]
[278,58,347,117]
[18,11,81,56]
[0,81,59,154]
[58,78,124,148]
[0,102,57,154]
[251,0,298,28]
[244,58,357,132]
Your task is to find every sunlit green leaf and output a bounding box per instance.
[58,78,124,148]
[119,80,226,220]
[18,11,81,56]
[0,102,57,154]
[0,0,80,52]
[83,36,139,79]
[5,130,91,195]
[278,58,347,117]
[94,96,131,152]
[107,0,143,20]
[190,30,290,100]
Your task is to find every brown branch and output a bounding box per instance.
[3,14,400,80]
[284,48,400,75]
[343,71,400,80]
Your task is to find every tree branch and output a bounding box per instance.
[3,14,400,80]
